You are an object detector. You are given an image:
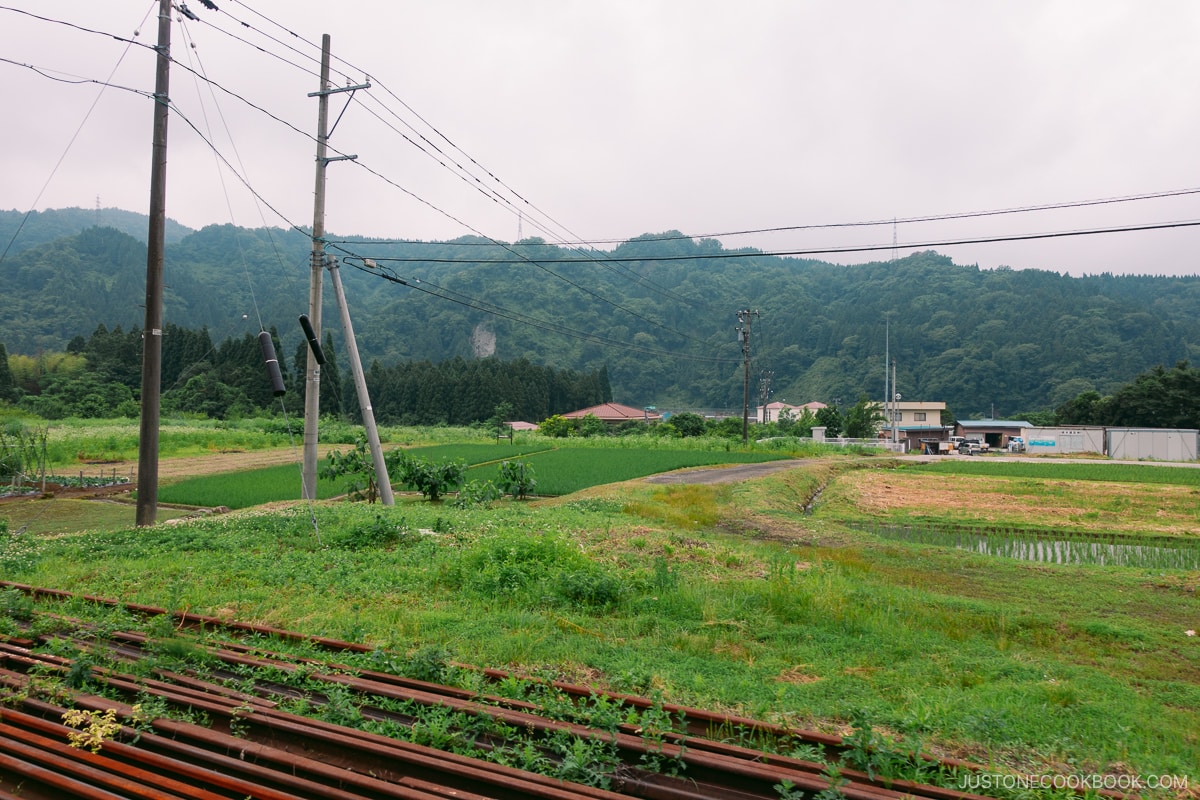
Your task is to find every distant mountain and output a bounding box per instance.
[2,210,1199,419]
[0,207,193,256]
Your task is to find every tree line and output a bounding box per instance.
[1,325,1195,434]
[3,216,1200,421]
[0,324,611,426]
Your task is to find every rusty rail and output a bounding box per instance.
[0,581,1138,800]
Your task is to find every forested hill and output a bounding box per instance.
[0,207,193,255]
[3,210,1199,419]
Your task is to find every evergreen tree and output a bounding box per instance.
[320,330,343,419]
[0,343,17,402]
[815,404,844,437]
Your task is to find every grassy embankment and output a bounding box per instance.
[1,421,1198,790]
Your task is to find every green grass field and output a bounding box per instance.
[153,443,791,507]
[2,422,1198,791]
[908,458,1200,485]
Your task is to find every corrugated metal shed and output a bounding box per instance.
[1106,428,1199,461]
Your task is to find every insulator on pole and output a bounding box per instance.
[258,331,287,396]
[299,314,326,365]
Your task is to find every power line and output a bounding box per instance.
[341,219,1200,265]
[0,1,155,265]
[331,251,738,365]
[4,21,710,338]
[507,185,1200,248]
[8,4,1200,287]
[204,4,704,307]
[155,17,711,321]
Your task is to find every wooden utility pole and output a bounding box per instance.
[135,0,172,526]
[302,35,369,499]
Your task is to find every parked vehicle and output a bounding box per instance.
[1008,436,1025,453]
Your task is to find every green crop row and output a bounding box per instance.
[157,445,791,507]
[157,463,343,509]
[475,447,789,496]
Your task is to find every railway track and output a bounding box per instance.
[0,582,1134,799]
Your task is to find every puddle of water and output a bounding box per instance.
[868,525,1200,569]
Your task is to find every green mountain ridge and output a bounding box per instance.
[3,208,1199,419]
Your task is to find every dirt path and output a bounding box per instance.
[0,446,346,505]
[84,445,344,484]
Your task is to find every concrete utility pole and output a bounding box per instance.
[135,0,173,527]
[326,256,393,505]
[883,312,891,443]
[302,35,369,499]
[892,360,899,444]
[758,370,773,421]
[737,309,760,444]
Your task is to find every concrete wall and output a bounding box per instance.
[1022,427,1106,455]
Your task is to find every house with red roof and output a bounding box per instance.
[562,402,662,424]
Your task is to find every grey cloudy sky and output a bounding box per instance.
[4,1,1200,276]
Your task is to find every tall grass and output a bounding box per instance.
[4,497,1196,777]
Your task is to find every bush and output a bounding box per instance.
[577,414,608,438]
[328,513,410,550]
[556,568,623,608]
[538,414,574,438]
[707,417,744,439]
[453,479,501,508]
[667,412,706,438]
[321,436,383,502]
[496,460,536,499]
[457,532,589,600]
[391,452,465,501]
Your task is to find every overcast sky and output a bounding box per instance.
[4,1,1200,276]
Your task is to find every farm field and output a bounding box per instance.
[1,427,1198,794]
[150,442,792,508]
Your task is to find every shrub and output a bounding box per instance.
[667,412,706,438]
[329,513,410,550]
[496,460,536,499]
[538,414,574,438]
[457,532,588,600]
[453,479,501,508]
[556,568,624,608]
[0,587,33,621]
[577,414,608,438]
[320,436,384,502]
[392,452,465,501]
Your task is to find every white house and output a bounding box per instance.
[757,401,826,423]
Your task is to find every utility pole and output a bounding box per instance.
[135,0,172,527]
[302,35,369,499]
[758,369,773,421]
[327,256,393,505]
[892,360,899,444]
[736,309,759,444]
[883,313,889,443]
